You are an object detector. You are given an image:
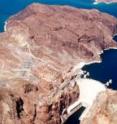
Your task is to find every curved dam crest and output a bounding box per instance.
[0,1,117,124]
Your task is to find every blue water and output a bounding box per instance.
[113,35,117,42]
[0,0,117,123]
[82,49,117,90]
[65,106,86,124]
[0,0,117,31]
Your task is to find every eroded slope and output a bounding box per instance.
[0,3,117,124]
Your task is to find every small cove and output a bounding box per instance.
[113,35,117,42]
[82,49,117,90]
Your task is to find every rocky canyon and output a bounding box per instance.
[0,3,117,124]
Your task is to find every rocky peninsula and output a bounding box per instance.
[0,3,117,124]
[94,0,117,4]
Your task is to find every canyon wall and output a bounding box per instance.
[0,3,117,124]
[81,89,117,124]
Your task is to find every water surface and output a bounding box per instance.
[0,0,117,31]
[82,49,117,90]
[0,0,117,123]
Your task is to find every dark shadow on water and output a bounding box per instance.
[64,106,86,124]
[113,35,117,42]
[82,49,117,90]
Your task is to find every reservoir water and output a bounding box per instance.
[0,0,117,124]
[0,0,117,31]
[82,49,117,90]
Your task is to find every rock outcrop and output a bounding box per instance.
[81,89,117,124]
[94,0,117,4]
[0,3,117,124]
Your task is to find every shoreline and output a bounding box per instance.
[4,20,7,32]
[74,46,117,77]
[81,46,117,68]
[93,0,117,4]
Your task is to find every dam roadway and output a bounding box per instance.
[61,79,106,123]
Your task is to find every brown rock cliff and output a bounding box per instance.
[0,3,117,124]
